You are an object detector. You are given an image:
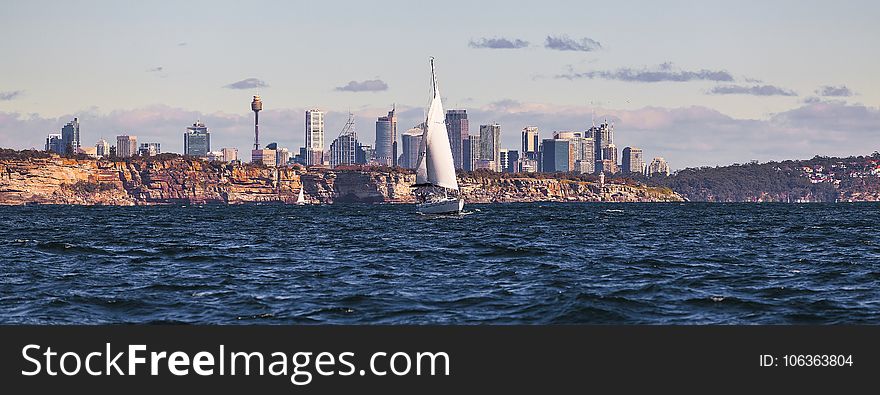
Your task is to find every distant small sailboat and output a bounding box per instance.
[413,58,465,215]
[296,186,306,205]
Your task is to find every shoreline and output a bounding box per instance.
[0,154,683,206]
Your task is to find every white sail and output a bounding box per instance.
[414,125,428,185]
[297,187,305,204]
[423,62,458,190]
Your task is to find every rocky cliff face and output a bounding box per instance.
[0,156,682,205]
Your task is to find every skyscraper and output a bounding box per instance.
[305,109,325,165]
[374,106,398,166]
[60,118,80,155]
[330,115,358,168]
[506,150,520,173]
[355,144,374,164]
[183,120,211,157]
[521,126,539,159]
[45,134,63,154]
[462,134,480,171]
[479,123,501,172]
[400,127,423,169]
[590,121,613,161]
[596,159,619,174]
[553,131,594,174]
[622,147,644,175]
[602,143,618,167]
[541,139,570,172]
[445,109,468,169]
[116,135,137,158]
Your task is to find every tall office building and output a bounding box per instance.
[95,139,109,158]
[553,131,594,174]
[589,121,613,161]
[506,150,520,173]
[578,138,595,174]
[445,109,468,169]
[522,126,539,160]
[648,157,670,176]
[116,135,138,158]
[60,118,80,155]
[252,148,277,167]
[541,139,570,172]
[479,123,501,172]
[400,127,423,169]
[183,120,211,157]
[355,144,374,164]
[45,134,63,154]
[462,135,480,171]
[596,159,619,174]
[622,147,644,175]
[138,142,161,157]
[330,116,358,168]
[305,109,325,165]
[602,144,619,167]
[374,106,398,166]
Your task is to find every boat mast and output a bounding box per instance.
[430,57,438,98]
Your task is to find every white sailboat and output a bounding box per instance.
[296,185,306,205]
[413,58,465,215]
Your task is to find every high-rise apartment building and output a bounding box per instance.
[479,123,501,172]
[183,120,211,157]
[445,109,468,169]
[305,109,325,165]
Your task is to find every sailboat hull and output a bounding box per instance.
[417,197,464,215]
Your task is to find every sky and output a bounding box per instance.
[1,0,878,169]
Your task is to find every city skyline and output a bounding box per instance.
[1,1,879,169]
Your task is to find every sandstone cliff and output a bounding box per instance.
[0,155,682,205]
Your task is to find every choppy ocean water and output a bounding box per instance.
[1,203,879,324]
